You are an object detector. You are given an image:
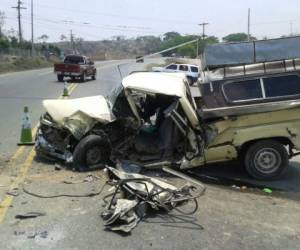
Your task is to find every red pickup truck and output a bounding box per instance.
[54,55,97,82]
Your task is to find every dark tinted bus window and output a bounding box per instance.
[264,75,300,98]
[224,79,262,102]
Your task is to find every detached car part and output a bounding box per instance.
[101,166,205,233]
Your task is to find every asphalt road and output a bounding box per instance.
[0,59,299,249]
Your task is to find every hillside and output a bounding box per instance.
[54,36,162,60]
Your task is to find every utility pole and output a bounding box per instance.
[31,0,34,56]
[70,30,75,54]
[197,22,209,58]
[199,22,209,40]
[290,21,293,36]
[247,8,251,41]
[12,0,26,43]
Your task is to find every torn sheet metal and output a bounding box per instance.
[101,166,205,233]
[107,167,178,203]
[43,96,115,138]
[122,72,187,98]
[102,199,139,233]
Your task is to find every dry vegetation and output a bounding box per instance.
[0,56,58,74]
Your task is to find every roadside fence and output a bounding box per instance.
[0,48,43,59]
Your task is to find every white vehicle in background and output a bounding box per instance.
[152,63,200,85]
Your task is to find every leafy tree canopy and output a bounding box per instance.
[222,33,256,42]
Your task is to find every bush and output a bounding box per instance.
[0,37,10,50]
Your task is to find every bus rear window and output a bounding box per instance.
[264,75,300,98]
[223,79,262,102]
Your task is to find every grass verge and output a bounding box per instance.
[0,57,57,74]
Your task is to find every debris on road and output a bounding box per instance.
[62,174,100,184]
[83,174,100,183]
[54,163,63,171]
[263,188,273,194]
[6,188,19,197]
[102,199,139,233]
[15,212,46,220]
[14,231,25,236]
[27,230,48,239]
[22,179,106,198]
[101,166,205,234]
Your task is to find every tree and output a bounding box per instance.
[9,36,18,47]
[0,37,9,50]
[48,44,61,55]
[163,32,181,41]
[222,33,256,42]
[135,35,161,54]
[38,34,49,43]
[197,36,219,55]
[60,34,67,41]
[177,44,197,58]
[0,11,6,38]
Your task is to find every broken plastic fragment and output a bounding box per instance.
[263,188,272,194]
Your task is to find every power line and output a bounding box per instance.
[11,0,26,42]
[5,12,165,34]
[31,2,200,26]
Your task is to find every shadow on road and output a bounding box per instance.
[187,161,300,201]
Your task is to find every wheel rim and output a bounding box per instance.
[253,148,281,174]
[86,146,102,165]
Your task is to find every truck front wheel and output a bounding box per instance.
[244,140,289,180]
[57,75,64,82]
[73,135,110,171]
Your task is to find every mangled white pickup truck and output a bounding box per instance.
[36,72,206,171]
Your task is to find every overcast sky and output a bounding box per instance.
[1,0,300,42]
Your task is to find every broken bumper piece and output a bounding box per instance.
[35,130,73,163]
[101,166,205,234]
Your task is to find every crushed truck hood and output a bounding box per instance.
[43,95,115,139]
